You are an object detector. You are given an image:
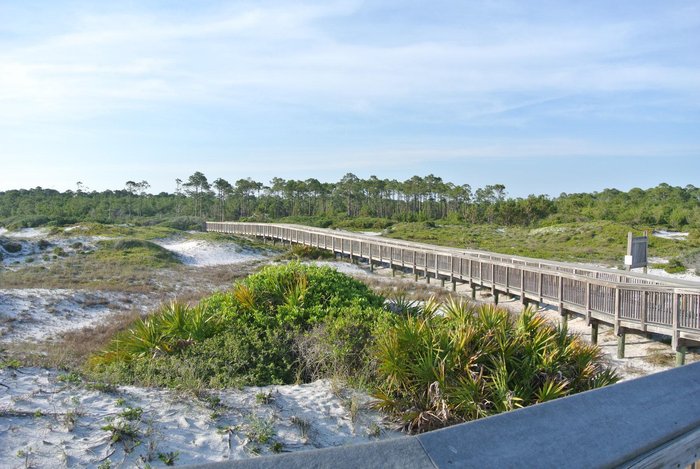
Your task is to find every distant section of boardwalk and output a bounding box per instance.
[206,222,700,362]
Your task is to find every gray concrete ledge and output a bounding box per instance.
[189,436,435,469]
[185,362,700,469]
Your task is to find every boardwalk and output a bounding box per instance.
[206,222,700,362]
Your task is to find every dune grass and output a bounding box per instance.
[385,221,700,265]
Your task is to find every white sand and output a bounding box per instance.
[640,266,699,282]
[0,230,101,269]
[652,230,689,240]
[154,238,268,266]
[0,227,50,239]
[0,289,148,343]
[0,369,399,468]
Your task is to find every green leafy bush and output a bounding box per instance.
[284,244,334,260]
[373,299,619,433]
[664,258,686,273]
[90,301,224,367]
[158,216,204,231]
[333,217,394,230]
[295,305,389,385]
[1,240,22,253]
[89,263,386,388]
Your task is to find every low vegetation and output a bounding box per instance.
[88,263,388,388]
[0,224,269,291]
[93,239,180,267]
[386,221,700,265]
[85,262,618,434]
[373,299,618,433]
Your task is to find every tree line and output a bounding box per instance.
[1,173,698,229]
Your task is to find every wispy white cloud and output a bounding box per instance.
[0,1,698,195]
[1,0,698,125]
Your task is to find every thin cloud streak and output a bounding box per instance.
[1,2,698,123]
[0,1,697,196]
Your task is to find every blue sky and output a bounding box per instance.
[0,0,698,197]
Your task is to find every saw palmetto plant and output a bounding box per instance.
[373,298,618,433]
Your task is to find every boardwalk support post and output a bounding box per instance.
[677,345,687,367]
[494,290,499,306]
[617,329,626,359]
[452,280,457,292]
[561,310,568,328]
[591,321,599,345]
[441,278,445,288]
[471,284,477,300]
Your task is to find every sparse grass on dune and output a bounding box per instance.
[5,310,143,370]
[0,241,178,291]
[1,234,260,289]
[385,221,700,265]
[0,258,163,291]
[93,238,180,267]
[53,222,182,240]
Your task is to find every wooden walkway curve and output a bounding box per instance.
[206,222,700,361]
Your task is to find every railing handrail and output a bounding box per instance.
[211,221,699,289]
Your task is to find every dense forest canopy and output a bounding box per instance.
[0,173,698,230]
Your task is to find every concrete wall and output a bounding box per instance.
[187,362,700,468]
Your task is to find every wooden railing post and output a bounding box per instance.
[641,290,648,332]
[413,251,417,280]
[615,287,626,358]
[673,292,682,365]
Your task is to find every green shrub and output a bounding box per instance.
[1,240,22,253]
[295,305,389,385]
[158,217,204,231]
[333,217,394,230]
[284,244,334,260]
[278,216,333,228]
[93,238,179,266]
[664,258,686,274]
[207,262,384,331]
[373,299,619,433]
[89,263,386,388]
[90,301,224,367]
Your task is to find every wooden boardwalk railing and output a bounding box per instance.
[206,222,700,361]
